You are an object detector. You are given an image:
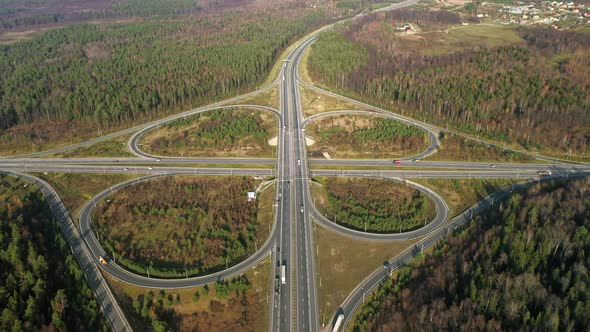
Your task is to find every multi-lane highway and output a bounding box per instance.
[1,0,589,331]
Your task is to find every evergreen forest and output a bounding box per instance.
[0,7,328,153]
[0,175,104,331]
[355,177,590,331]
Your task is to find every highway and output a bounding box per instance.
[1,0,588,330]
[288,33,321,332]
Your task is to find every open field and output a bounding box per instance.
[313,223,417,329]
[93,175,271,278]
[140,108,278,158]
[34,172,138,223]
[410,178,518,217]
[306,113,429,159]
[300,85,367,118]
[104,255,271,331]
[417,24,524,55]
[312,177,435,233]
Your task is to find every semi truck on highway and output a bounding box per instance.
[281,264,286,284]
[332,313,344,332]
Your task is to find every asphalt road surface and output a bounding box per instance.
[1,0,588,330]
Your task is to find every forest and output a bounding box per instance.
[316,177,435,233]
[307,115,427,158]
[0,5,329,154]
[0,0,270,29]
[145,108,276,157]
[308,11,590,155]
[355,177,590,331]
[94,176,261,278]
[0,176,105,331]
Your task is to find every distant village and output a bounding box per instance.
[486,1,589,27]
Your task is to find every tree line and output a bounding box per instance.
[355,177,590,331]
[308,13,590,154]
[0,176,105,331]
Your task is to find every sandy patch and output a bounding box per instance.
[268,136,278,146]
[305,136,315,146]
[322,152,332,160]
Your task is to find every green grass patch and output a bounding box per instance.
[408,24,524,56]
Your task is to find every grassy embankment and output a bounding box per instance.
[314,223,417,329]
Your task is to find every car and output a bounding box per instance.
[123,168,129,171]
[393,160,401,165]
[412,159,420,162]
[148,167,153,170]
[297,159,301,165]
[156,158,161,162]
[279,192,282,197]
[98,256,108,265]
[490,164,496,168]
[300,205,304,213]
[383,261,391,269]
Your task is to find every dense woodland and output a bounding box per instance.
[94,176,261,278]
[308,115,427,158]
[0,0,282,28]
[0,176,104,331]
[355,177,590,331]
[317,177,434,232]
[147,108,275,157]
[0,6,329,153]
[308,11,590,154]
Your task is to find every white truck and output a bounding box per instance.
[332,313,344,332]
[281,264,286,285]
